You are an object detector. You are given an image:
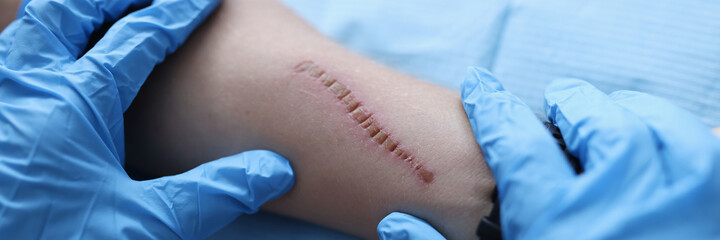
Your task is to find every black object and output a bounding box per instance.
[476,188,502,240]
[543,122,583,175]
[476,121,583,240]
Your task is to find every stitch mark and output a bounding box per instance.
[294,60,435,184]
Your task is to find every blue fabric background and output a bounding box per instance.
[212,1,720,239]
[286,0,720,126]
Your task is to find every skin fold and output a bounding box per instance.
[124,0,494,239]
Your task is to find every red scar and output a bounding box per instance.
[294,61,435,184]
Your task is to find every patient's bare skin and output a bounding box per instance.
[293,60,435,185]
[124,0,493,239]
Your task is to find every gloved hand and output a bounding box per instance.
[463,67,720,239]
[378,67,720,239]
[377,212,446,240]
[0,0,295,239]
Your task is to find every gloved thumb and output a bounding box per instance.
[141,150,295,239]
[377,212,446,240]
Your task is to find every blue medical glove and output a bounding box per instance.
[0,0,295,239]
[379,67,720,239]
[461,67,720,239]
[377,212,446,240]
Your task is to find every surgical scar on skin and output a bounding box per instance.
[294,61,435,184]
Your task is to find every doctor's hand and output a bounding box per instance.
[377,212,446,240]
[0,0,294,239]
[379,67,720,239]
[462,68,720,239]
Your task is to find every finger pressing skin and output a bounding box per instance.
[377,212,446,240]
[143,150,294,239]
[462,67,573,239]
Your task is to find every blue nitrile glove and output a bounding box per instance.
[461,67,720,239]
[379,67,720,239]
[377,212,446,240]
[0,0,295,239]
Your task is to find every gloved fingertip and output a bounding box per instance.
[241,149,296,196]
[544,78,594,107]
[377,212,446,240]
[461,67,481,99]
[462,67,504,99]
[142,150,295,239]
[215,150,295,212]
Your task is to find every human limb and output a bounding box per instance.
[0,0,294,239]
[124,0,494,239]
[383,69,720,239]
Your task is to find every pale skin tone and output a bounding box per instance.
[3,0,718,239]
[2,0,493,238]
[122,0,720,238]
[122,0,494,239]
